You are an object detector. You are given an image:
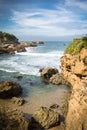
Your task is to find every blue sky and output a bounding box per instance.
[0,0,87,41]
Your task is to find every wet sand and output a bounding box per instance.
[20,85,69,115]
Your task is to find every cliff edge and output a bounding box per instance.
[61,37,87,130]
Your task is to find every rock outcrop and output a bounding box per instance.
[0,81,22,98]
[40,68,58,83]
[61,37,87,130]
[0,106,29,130]
[0,31,44,54]
[32,107,60,129]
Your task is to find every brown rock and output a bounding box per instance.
[40,68,58,82]
[0,81,22,98]
[16,44,26,52]
[50,74,68,85]
[50,104,59,109]
[61,48,87,130]
[32,107,60,129]
[0,47,10,54]
[0,106,29,130]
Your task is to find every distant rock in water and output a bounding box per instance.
[0,81,22,98]
[32,41,44,44]
[14,75,23,80]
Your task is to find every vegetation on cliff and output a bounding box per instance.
[0,31,18,43]
[65,36,87,55]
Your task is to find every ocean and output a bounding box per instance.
[0,41,70,99]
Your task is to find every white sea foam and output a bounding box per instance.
[0,42,65,76]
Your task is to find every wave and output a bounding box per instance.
[0,42,65,76]
[15,51,63,57]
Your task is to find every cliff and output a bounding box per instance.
[61,37,87,130]
[0,31,44,54]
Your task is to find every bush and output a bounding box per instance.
[0,31,18,43]
[64,37,87,55]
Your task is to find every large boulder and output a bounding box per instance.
[32,107,60,129]
[0,106,29,130]
[0,81,22,98]
[40,68,58,82]
[50,74,68,85]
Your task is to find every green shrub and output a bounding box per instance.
[0,31,18,43]
[65,37,87,55]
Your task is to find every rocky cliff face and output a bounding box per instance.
[61,39,87,130]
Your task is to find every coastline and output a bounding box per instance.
[1,35,87,129]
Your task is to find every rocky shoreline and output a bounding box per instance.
[0,35,87,130]
[0,31,44,54]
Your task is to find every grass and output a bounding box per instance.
[64,36,87,55]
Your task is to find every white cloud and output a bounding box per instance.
[9,4,87,39]
[65,0,87,11]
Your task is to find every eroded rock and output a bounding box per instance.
[0,81,22,98]
[11,97,25,106]
[61,38,87,130]
[32,107,60,129]
[50,74,68,85]
[40,68,58,82]
[0,106,29,130]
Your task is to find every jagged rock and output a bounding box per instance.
[50,74,68,85]
[0,81,22,98]
[40,68,58,82]
[50,104,59,109]
[0,47,10,54]
[0,106,29,130]
[16,44,26,52]
[11,97,25,106]
[32,107,60,129]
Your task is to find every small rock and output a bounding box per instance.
[14,75,23,80]
[50,104,59,109]
[11,97,25,106]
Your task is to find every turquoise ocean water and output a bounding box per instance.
[0,41,70,98]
